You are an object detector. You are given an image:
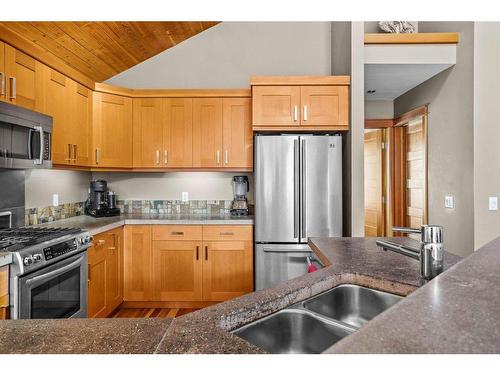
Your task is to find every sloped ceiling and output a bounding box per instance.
[0,22,220,82]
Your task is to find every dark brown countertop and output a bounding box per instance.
[2,235,490,354]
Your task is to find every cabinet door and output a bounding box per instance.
[222,98,252,169]
[164,98,193,167]
[0,266,8,320]
[69,82,92,166]
[0,42,5,102]
[123,225,152,301]
[87,234,107,318]
[300,86,349,127]
[252,86,300,126]
[192,98,223,168]
[41,67,70,165]
[93,92,133,167]
[152,241,203,301]
[4,45,43,110]
[133,98,163,168]
[202,240,253,301]
[105,227,123,314]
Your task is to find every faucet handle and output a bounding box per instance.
[421,225,443,244]
[392,226,421,234]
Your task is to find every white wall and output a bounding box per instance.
[474,22,500,249]
[25,170,91,208]
[106,22,332,88]
[92,172,253,202]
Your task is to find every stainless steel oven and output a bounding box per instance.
[16,251,87,319]
[0,101,52,169]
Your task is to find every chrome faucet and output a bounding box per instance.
[376,225,444,281]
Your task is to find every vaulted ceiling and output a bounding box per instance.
[0,22,220,82]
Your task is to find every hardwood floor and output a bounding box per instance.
[109,307,199,318]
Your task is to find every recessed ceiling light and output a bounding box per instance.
[367,89,376,94]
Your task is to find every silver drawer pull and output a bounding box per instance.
[219,232,234,236]
[9,77,16,99]
[0,72,5,96]
[171,231,184,235]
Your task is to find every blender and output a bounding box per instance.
[230,176,249,216]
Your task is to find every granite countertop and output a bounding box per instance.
[2,235,500,354]
[35,213,254,235]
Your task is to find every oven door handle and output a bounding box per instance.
[25,257,84,287]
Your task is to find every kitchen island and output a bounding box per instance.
[2,234,500,354]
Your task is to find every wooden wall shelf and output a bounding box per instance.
[364,32,460,45]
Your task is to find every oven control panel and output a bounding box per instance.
[43,239,78,261]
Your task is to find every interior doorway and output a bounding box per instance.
[364,106,428,237]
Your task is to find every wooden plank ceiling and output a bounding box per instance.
[0,22,220,82]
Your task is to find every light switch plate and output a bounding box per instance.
[489,196,498,211]
[182,192,189,202]
[52,194,59,207]
[444,195,454,209]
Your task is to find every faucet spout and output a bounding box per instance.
[376,239,420,260]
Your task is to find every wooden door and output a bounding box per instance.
[105,227,123,314]
[405,118,427,228]
[41,67,70,165]
[133,98,163,168]
[0,266,8,320]
[252,86,300,126]
[0,42,5,102]
[202,240,253,301]
[123,225,152,301]
[193,98,223,168]
[93,92,133,167]
[152,241,203,301]
[4,45,43,110]
[164,98,193,167]
[300,86,349,127]
[364,129,384,237]
[69,81,92,166]
[87,234,107,318]
[222,98,253,169]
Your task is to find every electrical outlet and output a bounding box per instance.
[444,195,454,209]
[489,196,498,211]
[182,192,189,202]
[52,194,59,207]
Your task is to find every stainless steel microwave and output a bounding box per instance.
[0,101,52,169]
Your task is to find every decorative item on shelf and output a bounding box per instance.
[378,21,416,34]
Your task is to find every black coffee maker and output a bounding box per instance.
[85,180,120,217]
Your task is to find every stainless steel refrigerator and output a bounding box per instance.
[255,134,342,290]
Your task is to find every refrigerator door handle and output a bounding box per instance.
[294,139,299,239]
[301,138,306,240]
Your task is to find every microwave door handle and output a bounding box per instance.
[33,126,44,165]
[28,128,33,159]
[25,256,84,287]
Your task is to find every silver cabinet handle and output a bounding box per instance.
[95,148,100,165]
[224,150,229,165]
[303,105,308,122]
[294,105,298,122]
[0,72,5,97]
[216,150,220,164]
[164,149,168,165]
[65,144,72,162]
[156,149,160,165]
[9,77,16,99]
[73,144,77,162]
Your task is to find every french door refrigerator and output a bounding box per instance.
[255,134,342,290]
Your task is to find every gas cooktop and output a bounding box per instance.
[0,227,83,252]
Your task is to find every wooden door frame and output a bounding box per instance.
[364,104,428,235]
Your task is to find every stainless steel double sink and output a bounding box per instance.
[232,284,402,354]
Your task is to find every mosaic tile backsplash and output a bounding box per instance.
[25,200,235,225]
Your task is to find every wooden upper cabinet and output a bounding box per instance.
[222,98,252,169]
[69,82,92,166]
[133,98,163,168]
[252,86,300,126]
[300,86,348,127]
[164,98,193,168]
[193,98,223,168]
[152,240,203,301]
[93,92,133,168]
[3,45,42,110]
[0,42,5,103]
[41,67,70,165]
[124,225,152,301]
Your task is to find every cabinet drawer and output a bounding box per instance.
[202,225,253,241]
[152,225,203,241]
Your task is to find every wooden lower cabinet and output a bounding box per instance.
[87,227,123,318]
[123,224,253,304]
[0,266,8,320]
